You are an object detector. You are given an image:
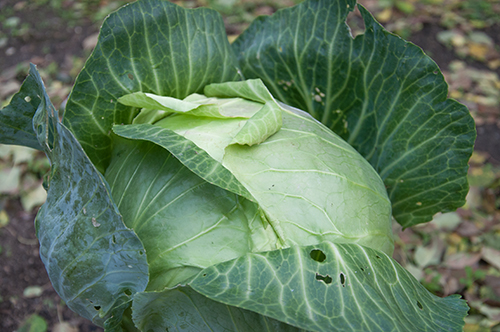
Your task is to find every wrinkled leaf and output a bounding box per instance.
[190,242,468,332]
[233,0,475,228]
[28,65,148,328]
[62,0,239,173]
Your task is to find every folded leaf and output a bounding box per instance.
[30,66,148,328]
[63,0,240,173]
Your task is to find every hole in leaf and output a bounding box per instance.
[315,273,332,284]
[417,301,423,310]
[112,235,116,244]
[139,250,144,255]
[360,267,365,272]
[124,289,132,296]
[375,255,381,259]
[345,5,365,39]
[339,272,346,287]
[310,249,326,263]
[202,273,207,277]
[94,305,101,311]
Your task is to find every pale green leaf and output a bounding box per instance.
[105,138,278,290]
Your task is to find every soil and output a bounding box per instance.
[0,200,103,331]
[0,2,499,332]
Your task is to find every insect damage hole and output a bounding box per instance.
[417,300,423,310]
[315,273,332,284]
[310,249,326,263]
[339,272,346,287]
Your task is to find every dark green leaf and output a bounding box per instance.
[31,67,148,327]
[0,64,43,150]
[63,0,239,173]
[190,242,468,332]
[132,287,305,332]
[232,0,475,227]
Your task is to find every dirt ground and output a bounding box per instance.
[0,0,499,331]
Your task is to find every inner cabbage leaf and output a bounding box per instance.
[115,79,394,257]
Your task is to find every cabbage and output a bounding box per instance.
[0,0,474,331]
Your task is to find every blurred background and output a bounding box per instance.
[0,0,499,331]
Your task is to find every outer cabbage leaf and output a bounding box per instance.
[105,138,278,291]
[62,0,239,173]
[189,242,468,332]
[232,0,475,228]
[0,64,43,150]
[25,66,149,328]
[132,287,305,332]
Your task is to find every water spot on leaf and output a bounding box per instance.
[310,249,326,262]
[315,273,332,284]
[24,96,31,102]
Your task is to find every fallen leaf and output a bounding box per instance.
[0,210,9,228]
[456,221,481,237]
[482,247,500,270]
[0,167,21,194]
[20,184,47,211]
[432,212,462,231]
[376,7,392,22]
[52,322,78,332]
[444,252,482,269]
[23,285,44,298]
[414,239,445,268]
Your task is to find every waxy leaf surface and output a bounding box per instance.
[190,242,468,332]
[233,0,475,227]
[28,65,148,328]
